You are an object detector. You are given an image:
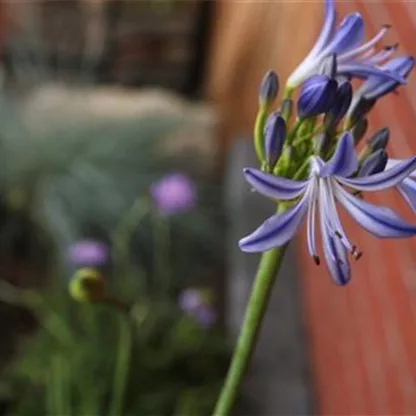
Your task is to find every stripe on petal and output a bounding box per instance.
[335,183,416,238]
[239,198,308,252]
[337,156,416,191]
[338,63,406,83]
[243,168,309,200]
[319,194,351,285]
[320,132,358,177]
[397,178,416,215]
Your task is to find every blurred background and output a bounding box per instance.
[0,0,414,415]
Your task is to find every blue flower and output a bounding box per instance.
[239,133,416,285]
[287,0,405,88]
[297,75,337,118]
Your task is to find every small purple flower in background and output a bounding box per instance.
[68,240,109,268]
[178,288,217,328]
[150,173,196,216]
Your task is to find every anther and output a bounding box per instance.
[384,42,399,51]
[354,251,363,261]
[313,255,320,266]
[382,23,392,29]
[335,230,343,239]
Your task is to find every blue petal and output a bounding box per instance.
[319,199,351,285]
[339,25,389,61]
[243,168,309,200]
[239,198,308,252]
[338,63,406,83]
[323,13,364,55]
[310,0,337,57]
[397,178,416,215]
[337,156,416,191]
[335,183,416,238]
[361,56,415,100]
[320,132,358,177]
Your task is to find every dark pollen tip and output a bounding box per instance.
[383,23,392,29]
[355,251,363,261]
[313,255,320,266]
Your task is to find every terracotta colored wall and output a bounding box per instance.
[299,1,416,414]
[206,1,416,415]
[205,0,322,143]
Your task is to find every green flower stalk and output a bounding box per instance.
[213,0,416,414]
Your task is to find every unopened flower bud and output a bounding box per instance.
[314,131,333,157]
[264,112,286,168]
[298,75,337,119]
[349,96,376,125]
[351,117,368,145]
[324,81,353,131]
[259,70,279,107]
[367,127,389,152]
[359,149,388,176]
[69,268,106,303]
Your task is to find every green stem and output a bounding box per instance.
[113,197,149,274]
[213,214,289,415]
[108,317,132,416]
[254,107,268,163]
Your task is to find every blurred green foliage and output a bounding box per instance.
[0,273,230,416]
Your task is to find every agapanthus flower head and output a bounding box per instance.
[151,173,196,216]
[240,133,416,285]
[286,0,405,90]
[178,288,216,328]
[243,0,416,286]
[68,240,109,268]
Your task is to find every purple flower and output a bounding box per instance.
[178,288,217,328]
[239,133,416,285]
[68,240,109,268]
[150,173,196,215]
[287,0,405,88]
